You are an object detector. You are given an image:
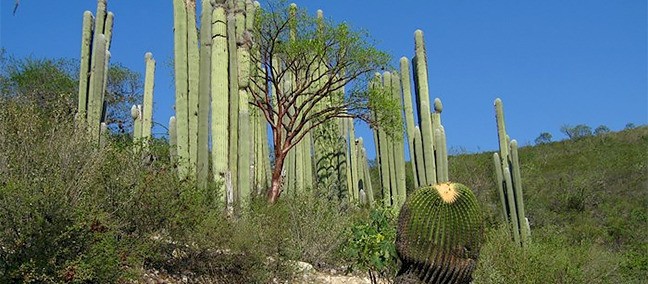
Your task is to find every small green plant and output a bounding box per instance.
[341,206,398,283]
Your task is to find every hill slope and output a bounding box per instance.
[448,126,648,283]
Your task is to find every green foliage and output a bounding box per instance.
[341,206,398,283]
[561,124,593,140]
[534,131,552,145]
[594,125,612,136]
[474,225,625,283]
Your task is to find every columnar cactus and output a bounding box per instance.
[211,1,229,204]
[396,182,484,284]
[413,30,436,186]
[493,98,530,247]
[141,52,156,142]
[399,57,419,189]
[196,0,212,188]
[172,0,190,178]
[391,72,407,208]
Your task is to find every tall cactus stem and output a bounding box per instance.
[169,116,177,165]
[391,71,407,208]
[510,140,529,245]
[187,0,200,177]
[399,57,419,188]
[226,8,240,204]
[493,152,509,225]
[359,139,375,207]
[77,11,93,124]
[172,0,189,178]
[413,30,436,185]
[104,12,114,50]
[413,126,427,187]
[142,52,155,141]
[196,1,212,188]
[87,34,107,143]
[211,4,229,204]
[503,166,521,245]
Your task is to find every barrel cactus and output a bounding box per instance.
[395,182,484,284]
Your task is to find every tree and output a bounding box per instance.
[624,123,636,130]
[560,124,592,140]
[0,53,143,133]
[534,132,552,145]
[248,2,392,203]
[594,125,611,136]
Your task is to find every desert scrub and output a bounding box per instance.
[473,225,626,283]
[340,206,398,283]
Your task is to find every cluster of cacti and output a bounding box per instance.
[76,0,114,145]
[493,98,530,247]
[168,0,269,211]
[131,52,156,145]
[370,72,407,208]
[401,30,449,189]
[395,182,484,284]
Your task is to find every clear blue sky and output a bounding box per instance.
[1,0,646,158]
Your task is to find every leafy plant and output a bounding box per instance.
[341,206,398,283]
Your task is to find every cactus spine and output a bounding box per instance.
[493,98,530,247]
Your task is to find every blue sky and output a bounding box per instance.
[1,0,646,158]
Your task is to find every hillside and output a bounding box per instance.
[449,126,648,283]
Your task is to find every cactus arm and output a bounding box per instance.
[104,12,114,50]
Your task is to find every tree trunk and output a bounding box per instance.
[268,151,285,203]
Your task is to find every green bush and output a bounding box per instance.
[474,225,626,283]
[340,206,398,283]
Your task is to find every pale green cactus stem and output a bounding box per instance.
[373,72,391,206]
[227,2,240,202]
[172,0,189,178]
[503,166,521,245]
[413,29,436,185]
[492,152,509,225]
[237,0,253,203]
[99,122,108,147]
[87,34,107,143]
[495,98,509,162]
[77,11,93,124]
[510,139,529,245]
[142,52,155,141]
[358,138,375,207]
[211,3,229,204]
[187,0,200,178]
[196,0,212,188]
[131,105,141,140]
[433,128,445,183]
[391,71,407,208]
[169,116,177,164]
[382,71,396,206]
[104,12,114,50]
[349,119,359,201]
[399,57,419,188]
[343,118,353,200]
[413,126,427,186]
[439,126,449,182]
